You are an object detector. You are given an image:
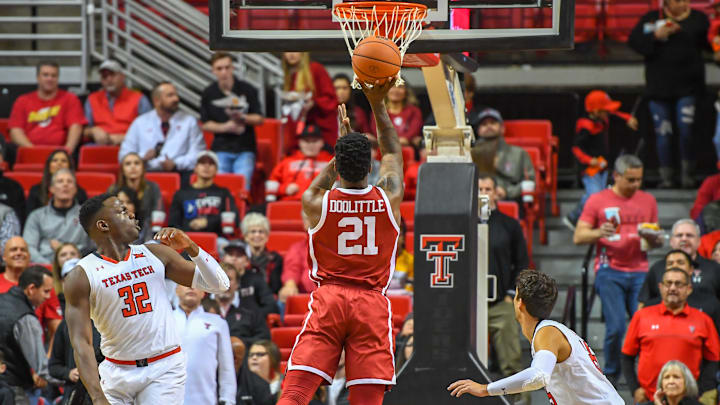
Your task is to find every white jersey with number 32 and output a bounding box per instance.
[531,320,624,405]
[77,244,180,360]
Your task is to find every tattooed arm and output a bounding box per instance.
[361,79,404,223]
[302,158,338,229]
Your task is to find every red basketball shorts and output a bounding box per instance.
[287,283,396,387]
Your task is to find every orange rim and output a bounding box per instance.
[333,1,428,20]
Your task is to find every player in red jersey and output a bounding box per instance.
[277,79,404,405]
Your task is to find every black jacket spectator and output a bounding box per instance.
[628,10,710,98]
[250,252,283,295]
[0,172,25,222]
[240,268,280,317]
[488,210,529,304]
[0,287,38,389]
[49,320,103,404]
[0,378,13,405]
[638,256,720,304]
[225,305,271,348]
[237,364,274,405]
[168,184,238,235]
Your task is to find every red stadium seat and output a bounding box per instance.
[280,348,292,361]
[503,119,559,216]
[400,201,414,231]
[0,119,9,141]
[78,145,120,174]
[145,172,180,209]
[496,201,519,219]
[185,232,218,258]
[255,139,275,176]
[388,295,412,319]
[517,145,546,250]
[255,118,283,172]
[75,172,116,198]
[266,231,306,256]
[4,172,42,198]
[14,146,63,172]
[286,294,311,315]
[283,313,307,327]
[280,360,288,374]
[401,146,416,172]
[405,231,413,253]
[203,131,214,149]
[267,201,304,232]
[271,326,302,349]
[267,313,282,329]
[605,2,652,42]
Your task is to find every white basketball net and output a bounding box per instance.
[333,2,427,88]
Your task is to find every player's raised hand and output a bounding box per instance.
[447,379,489,397]
[338,104,352,138]
[360,77,398,106]
[153,227,195,252]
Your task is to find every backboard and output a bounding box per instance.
[209,0,575,53]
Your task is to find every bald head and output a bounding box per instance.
[3,236,29,273]
[230,336,246,373]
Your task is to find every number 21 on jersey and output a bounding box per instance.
[338,216,378,255]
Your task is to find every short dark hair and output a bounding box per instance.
[332,73,352,84]
[251,340,281,372]
[36,60,59,75]
[79,192,116,234]
[210,52,233,66]
[335,132,372,183]
[219,262,241,280]
[19,266,52,290]
[516,269,558,320]
[663,267,691,284]
[477,173,497,188]
[665,249,694,268]
[151,81,173,100]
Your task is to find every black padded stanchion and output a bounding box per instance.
[384,162,507,404]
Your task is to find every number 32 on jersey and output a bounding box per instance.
[338,216,378,256]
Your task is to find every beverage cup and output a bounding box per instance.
[151,210,166,233]
[221,211,236,235]
[521,180,535,203]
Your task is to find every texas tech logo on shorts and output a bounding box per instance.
[420,235,464,288]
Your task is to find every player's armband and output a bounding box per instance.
[486,350,556,396]
[190,247,230,294]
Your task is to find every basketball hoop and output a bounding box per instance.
[333,1,428,87]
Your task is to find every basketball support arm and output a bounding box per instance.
[190,247,231,294]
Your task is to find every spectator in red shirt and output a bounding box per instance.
[622,267,720,403]
[8,61,86,153]
[573,154,662,383]
[333,73,371,135]
[281,52,338,148]
[0,236,63,347]
[403,140,426,201]
[369,82,423,150]
[265,124,332,202]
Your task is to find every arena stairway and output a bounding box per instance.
[532,188,695,349]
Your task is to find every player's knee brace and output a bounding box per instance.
[276,370,324,405]
[348,384,385,405]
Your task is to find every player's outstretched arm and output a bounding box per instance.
[361,79,404,219]
[147,227,229,294]
[448,326,567,398]
[302,157,338,229]
[64,266,111,405]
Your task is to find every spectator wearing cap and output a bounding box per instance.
[216,262,271,348]
[0,203,20,258]
[8,61,87,153]
[265,124,332,202]
[119,81,205,186]
[629,0,710,188]
[0,141,25,223]
[201,52,264,190]
[469,108,536,202]
[639,220,720,306]
[84,60,152,145]
[168,150,240,240]
[221,242,279,318]
[564,90,639,230]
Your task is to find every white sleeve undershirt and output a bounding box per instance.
[486,350,557,396]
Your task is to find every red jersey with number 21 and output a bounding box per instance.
[308,185,400,292]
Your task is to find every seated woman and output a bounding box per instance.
[641,360,702,405]
[248,340,284,399]
[26,149,88,215]
[242,213,283,294]
[108,152,163,234]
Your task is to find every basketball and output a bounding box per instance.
[352,36,401,84]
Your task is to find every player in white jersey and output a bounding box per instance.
[64,193,230,405]
[448,269,623,404]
